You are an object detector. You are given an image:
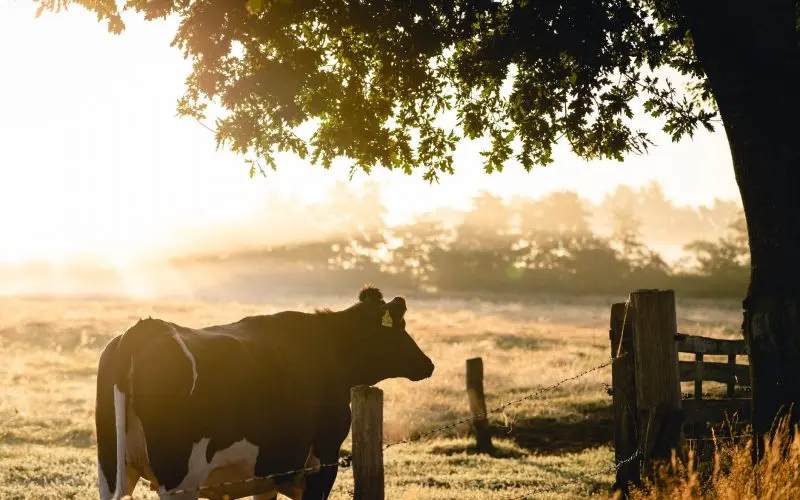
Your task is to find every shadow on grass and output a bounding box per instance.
[427,440,528,459]
[493,403,613,455]
[491,333,564,351]
[529,461,611,494]
[439,331,565,352]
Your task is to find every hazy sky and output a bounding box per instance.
[0,2,740,264]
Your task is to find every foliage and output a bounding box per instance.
[683,216,749,278]
[37,0,722,180]
[177,185,749,298]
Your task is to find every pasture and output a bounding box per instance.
[0,293,743,499]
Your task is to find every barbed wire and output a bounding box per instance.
[506,420,753,497]
[503,431,755,499]
[383,353,627,451]
[506,398,642,499]
[509,448,642,499]
[685,434,752,443]
[145,447,637,500]
[131,354,627,498]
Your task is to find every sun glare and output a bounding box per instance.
[0,1,741,273]
[0,4,267,265]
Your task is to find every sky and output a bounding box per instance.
[0,1,741,265]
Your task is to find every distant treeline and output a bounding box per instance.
[173,183,749,298]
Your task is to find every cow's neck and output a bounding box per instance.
[315,313,386,392]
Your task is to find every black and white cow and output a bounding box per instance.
[95,286,434,500]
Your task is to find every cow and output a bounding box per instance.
[95,285,434,500]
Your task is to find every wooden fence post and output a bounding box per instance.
[695,353,704,400]
[630,289,683,477]
[351,385,384,500]
[727,354,736,398]
[609,302,640,494]
[466,357,494,453]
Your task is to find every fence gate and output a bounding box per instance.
[609,289,752,491]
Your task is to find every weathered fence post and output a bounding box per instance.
[351,385,384,500]
[727,354,736,398]
[630,289,683,477]
[695,352,704,400]
[609,302,640,494]
[466,357,494,453]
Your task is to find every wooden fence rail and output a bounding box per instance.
[678,360,749,387]
[675,334,747,355]
[675,333,748,401]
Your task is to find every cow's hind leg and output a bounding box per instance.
[124,466,140,497]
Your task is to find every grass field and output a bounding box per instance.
[0,292,744,499]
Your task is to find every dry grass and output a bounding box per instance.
[0,293,743,499]
[628,418,800,500]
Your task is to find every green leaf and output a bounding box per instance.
[246,0,263,15]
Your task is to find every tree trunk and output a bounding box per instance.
[678,0,800,455]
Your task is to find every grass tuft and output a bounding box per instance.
[627,417,800,500]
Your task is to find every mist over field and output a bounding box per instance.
[0,181,746,302]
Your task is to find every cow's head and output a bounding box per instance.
[344,285,434,385]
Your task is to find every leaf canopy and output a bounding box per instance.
[39,0,729,180]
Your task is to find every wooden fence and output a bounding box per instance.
[348,357,496,500]
[351,288,751,498]
[609,289,751,491]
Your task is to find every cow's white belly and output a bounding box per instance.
[124,405,318,500]
[170,439,318,500]
[150,437,317,500]
[167,437,260,495]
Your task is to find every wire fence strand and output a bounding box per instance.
[510,448,642,499]
[383,353,627,451]
[133,354,629,498]
[138,455,353,497]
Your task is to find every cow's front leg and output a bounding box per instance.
[302,405,350,500]
[300,458,338,500]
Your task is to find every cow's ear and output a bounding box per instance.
[387,297,406,319]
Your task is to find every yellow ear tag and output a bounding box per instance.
[381,310,393,328]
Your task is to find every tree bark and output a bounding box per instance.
[678,0,800,456]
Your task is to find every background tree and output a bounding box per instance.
[383,219,454,291]
[609,207,670,281]
[684,216,749,279]
[43,0,800,451]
